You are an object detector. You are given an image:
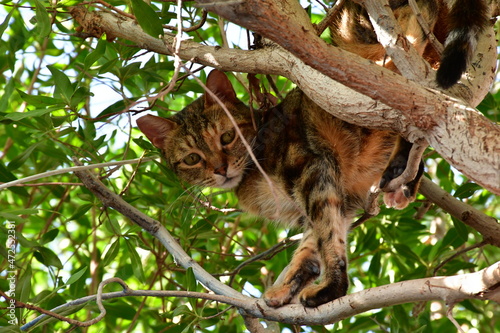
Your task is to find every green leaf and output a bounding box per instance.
[5,106,61,121]
[125,239,145,283]
[16,89,63,106]
[368,251,382,277]
[16,266,32,303]
[40,228,59,244]
[0,77,15,113]
[34,247,63,269]
[454,182,482,199]
[68,203,93,221]
[7,142,41,171]
[394,243,422,265]
[33,0,51,38]
[47,65,74,103]
[102,238,121,267]
[413,325,427,333]
[451,217,469,242]
[96,99,128,118]
[130,0,164,38]
[65,267,88,286]
[172,304,193,317]
[0,8,14,37]
[84,38,107,70]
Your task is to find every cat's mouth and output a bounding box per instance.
[217,175,242,189]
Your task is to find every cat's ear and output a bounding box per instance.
[136,115,177,149]
[204,70,238,107]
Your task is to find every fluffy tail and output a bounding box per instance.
[436,0,489,89]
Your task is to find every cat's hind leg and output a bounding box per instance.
[380,137,425,209]
[264,159,351,307]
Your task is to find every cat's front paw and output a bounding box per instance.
[298,275,348,307]
[263,284,295,308]
[263,258,321,308]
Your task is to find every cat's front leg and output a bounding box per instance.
[265,160,351,308]
[297,207,349,307]
[263,229,321,307]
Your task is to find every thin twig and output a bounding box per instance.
[20,278,248,331]
[228,234,302,286]
[163,9,208,32]
[433,239,489,276]
[407,0,443,55]
[446,302,466,333]
[0,157,156,190]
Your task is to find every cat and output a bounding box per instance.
[136,0,489,307]
[329,0,489,89]
[137,70,416,307]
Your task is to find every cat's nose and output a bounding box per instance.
[214,164,228,176]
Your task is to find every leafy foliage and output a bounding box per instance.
[0,1,499,332]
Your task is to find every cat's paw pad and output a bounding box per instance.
[383,187,413,210]
[264,259,321,308]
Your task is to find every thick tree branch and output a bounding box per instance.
[70,5,499,194]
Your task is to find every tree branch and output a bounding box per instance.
[70,4,500,194]
[72,164,500,326]
[72,158,245,300]
[419,177,500,247]
[360,0,431,83]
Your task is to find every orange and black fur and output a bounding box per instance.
[330,0,489,89]
[136,0,489,308]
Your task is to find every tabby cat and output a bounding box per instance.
[136,0,489,307]
[138,70,411,307]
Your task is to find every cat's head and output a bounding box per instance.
[137,70,256,189]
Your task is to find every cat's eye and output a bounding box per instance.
[221,130,235,145]
[183,153,201,166]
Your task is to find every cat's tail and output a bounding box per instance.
[435,0,489,89]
